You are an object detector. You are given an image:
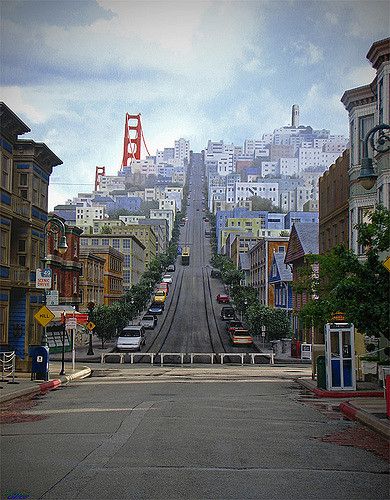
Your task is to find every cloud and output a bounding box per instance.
[325,12,339,25]
[291,41,324,66]
[344,65,376,87]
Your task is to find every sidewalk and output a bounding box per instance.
[0,362,91,404]
[297,377,389,440]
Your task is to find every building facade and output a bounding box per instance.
[87,246,124,305]
[78,250,105,311]
[318,150,350,253]
[0,102,62,369]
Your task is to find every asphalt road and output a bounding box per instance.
[142,153,251,356]
[1,367,388,499]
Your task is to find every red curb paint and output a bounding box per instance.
[39,380,62,392]
[339,402,358,420]
[313,388,384,398]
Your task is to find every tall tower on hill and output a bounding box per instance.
[292,104,299,127]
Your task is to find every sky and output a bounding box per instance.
[1,0,389,209]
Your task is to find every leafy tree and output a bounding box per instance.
[90,305,118,348]
[249,195,280,212]
[298,206,390,339]
[230,286,258,315]
[100,225,112,234]
[108,209,133,219]
[246,303,291,340]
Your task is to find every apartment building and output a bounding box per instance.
[0,102,62,369]
[87,246,124,305]
[318,150,350,253]
[78,250,105,311]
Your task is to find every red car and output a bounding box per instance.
[217,294,230,304]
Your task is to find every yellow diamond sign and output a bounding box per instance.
[34,305,55,327]
[86,321,95,331]
[383,256,390,272]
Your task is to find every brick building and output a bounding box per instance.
[78,250,105,311]
[318,150,350,253]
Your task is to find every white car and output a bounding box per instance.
[116,325,146,351]
[162,274,172,284]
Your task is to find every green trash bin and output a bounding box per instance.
[316,355,326,389]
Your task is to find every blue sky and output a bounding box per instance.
[1,0,389,208]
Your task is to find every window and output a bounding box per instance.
[112,239,119,249]
[378,78,384,124]
[73,276,77,294]
[92,239,99,246]
[80,238,88,246]
[358,114,374,162]
[0,229,9,265]
[278,246,285,253]
[124,255,131,267]
[19,173,28,186]
[0,305,8,344]
[123,239,131,249]
[1,153,11,191]
[101,238,109,246]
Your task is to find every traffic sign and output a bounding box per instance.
[36,268,52,289]
[86,321,95,331]
[383,256,390,272]
[65,318,77,330]
[46,290,59,306]
[34,306,55,327]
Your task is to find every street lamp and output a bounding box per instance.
[41,216,68,347]
[87,302,95,356]
[357,124,390,190]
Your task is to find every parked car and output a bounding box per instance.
[204,217,209,222]
[226,320,244,334]
[157,282,169,295]
[153,290,167,304]
[167,264,175,272]
[116,325,146,351]
[162,274,173,284]
[148,303,164,315]
[210,269,221,278]
[220,306,236,321]
[229,329,253,346]
[217,294,230,304]
[140,314,157,329]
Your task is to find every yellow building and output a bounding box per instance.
[88,246,124,305]
[79,250,105,311]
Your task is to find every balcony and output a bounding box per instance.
[12,194,31,221]
[9,265,30,286]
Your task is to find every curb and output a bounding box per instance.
[0,367,92,404]
[339,401,390,440]
[297,378,384,398]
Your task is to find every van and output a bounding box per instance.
[220,306,236,321]
[116,325,146,351]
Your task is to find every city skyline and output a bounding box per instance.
[1,0,389,208]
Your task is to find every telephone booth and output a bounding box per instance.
[324,322,356,391]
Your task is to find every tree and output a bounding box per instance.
[230,286,258,315]
[246,303,291,340]
[100,225,112,234]
[298,206,390,339]
[249,195,280,212]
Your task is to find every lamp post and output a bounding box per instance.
[41,216,68,346]
[357,124,390,190]
[87,302,95,355]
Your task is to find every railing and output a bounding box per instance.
[1,351,16,383]
[12,194,31,220]
[101,352,275,366]
[9,265,30,285]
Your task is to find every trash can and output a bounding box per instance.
[29,345,49,381]
[316,355,326,389]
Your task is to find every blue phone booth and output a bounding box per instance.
[324,322,356,391]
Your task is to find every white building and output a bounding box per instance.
[234,182,279,205]
[150,209,175,239]
[244,139,267,156]
[174,138,190,162]
[119,215,146,224]
[279,157,299,176]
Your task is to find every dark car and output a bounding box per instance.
[148,303,164,315]
[220,306,236,321]
[210,269,221,278]
[167,264,175,272]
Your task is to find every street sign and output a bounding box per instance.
[34,306,55,327]
[46,290,59,306]
[65,318,77,330]
[86,321,95,331]
[36,268,52,289]
[76,313,89,325]
[383,256,390,272]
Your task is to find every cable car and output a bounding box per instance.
[181,246,190,266]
